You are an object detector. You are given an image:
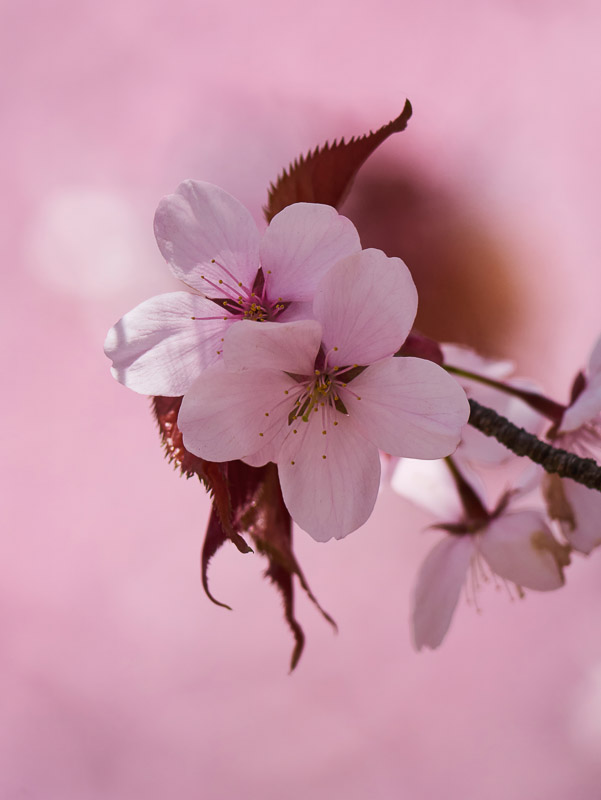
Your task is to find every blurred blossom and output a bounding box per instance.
[27,187,146,300]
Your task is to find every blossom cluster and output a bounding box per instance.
[105,181,469,541]
[104,121,601,665]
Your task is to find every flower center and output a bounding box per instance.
[198,260,287,323]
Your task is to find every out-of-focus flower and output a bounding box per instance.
[441,343,544,467]
[545,335,601,554]
[104,180,361,395]
[178,249,470,541]
[397,457,569,650]
[412,504,570,650]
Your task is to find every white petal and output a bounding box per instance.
[154,180,260,292]
[343,358,469,458]
[441,343,515,381]
[313,249,418,366]
[178,363,295,462]
[479,510,567,590]
[560,478,601,554]
[560,377,601,432]
[104,292,231,395]
[412,535,474,650]
[223,319,322,375]
[391,458,464,519]
[260,203,361,302]
[277,413,381,542]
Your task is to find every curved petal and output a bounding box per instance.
[178,364,295,462]
[441,343,515,381]
[412,535,473,651]
[391,458,465,520]
[479,511,568,590]
[260,203,361,302]
[559,478,601,554]
[223,319,322,375]
[560,378,601,432]
[343,358,469,458]
[313,249,418,366]
[277,413,380,542]
[154,180,260,292]
[104,292,232,395]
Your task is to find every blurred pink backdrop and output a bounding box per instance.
[4,1,601,798]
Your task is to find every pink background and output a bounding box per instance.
[4,1,601,797]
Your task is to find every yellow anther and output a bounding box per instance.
[334,346,338,351]
[333,421,339,426]
[259,432,264,437]
[291,460,295,465]
[293,429,297,434]
[322,455,327,459]
[322,430,327,435]
[284,390,289,395]
[264,412,269,417]
[211,259,216,263]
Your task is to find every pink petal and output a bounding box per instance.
[412,535,474,651]
[178,363,296,462]
[391,458,465,520]
[441,343,515,381]
[104,292,231,395]
[223,319,322,375]
[154,180,260,293]
[312,248,418,366]
[260,203,361,302]
[560,478,601,554]
[560,335,601,431]
[479,511,567,590]
[277,413,381,542]
[343,358,469,458]
[589,334,601,376]
[560,378,601,432]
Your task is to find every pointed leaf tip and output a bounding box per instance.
[264,100,413,222]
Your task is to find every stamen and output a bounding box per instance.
[209,257,253,296]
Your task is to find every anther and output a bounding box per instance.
[291,460,295,465]
[259,433,264,437]
[322,455,327,459]
[264,412,269,417]
[322,430,327,435]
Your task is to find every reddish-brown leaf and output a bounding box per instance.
[264,100,412,222]
[153,399,334,668]
[152,395,252,554]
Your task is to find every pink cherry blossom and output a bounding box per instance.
[178,249,470,541]
[104,180,361,395]
[412,508,569,650]
[545,334,601,554]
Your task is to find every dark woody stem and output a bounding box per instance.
[468,399,601,492]
[446,365,566,423]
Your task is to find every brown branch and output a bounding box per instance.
[468,399,601,492]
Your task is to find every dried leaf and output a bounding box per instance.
[264,100,412,222]
[152,396,252,554]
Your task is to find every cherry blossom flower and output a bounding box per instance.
[104,180,361,395]
[413,506,570,650]
[177,249,470,541]
[404,461,570,650]
[545,335,601,554]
